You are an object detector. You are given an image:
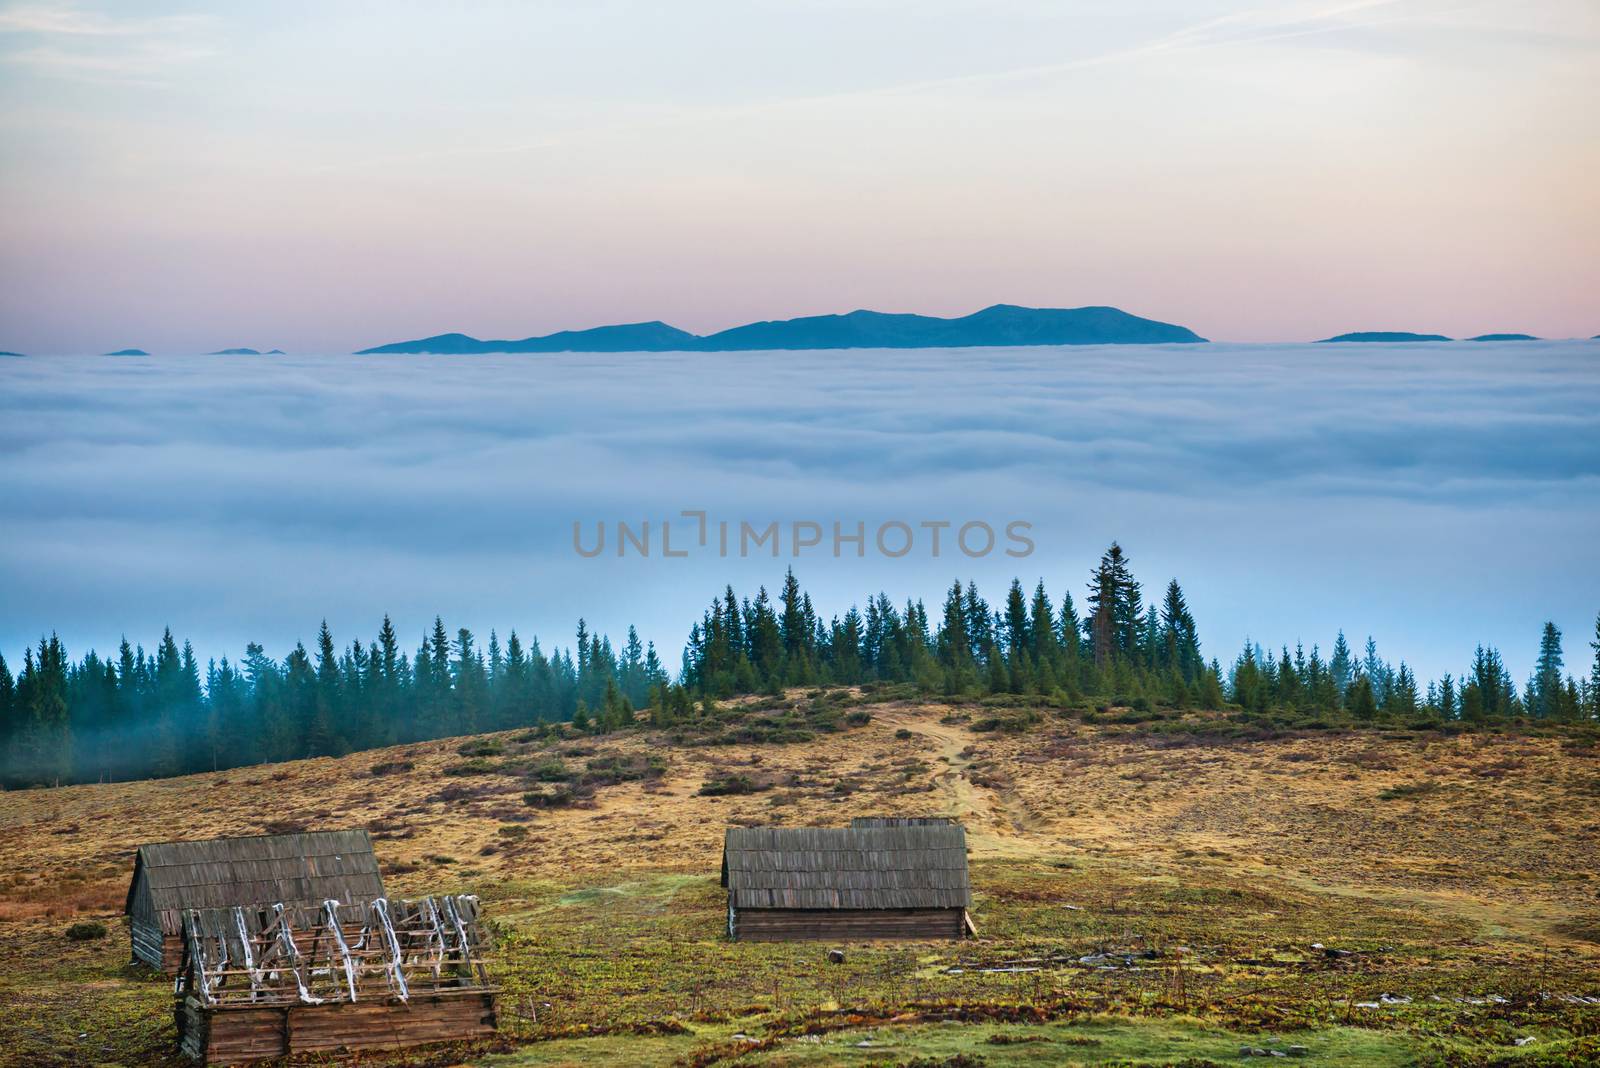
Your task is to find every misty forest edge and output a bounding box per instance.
[4,544,1597,788]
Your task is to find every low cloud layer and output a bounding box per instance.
[1,342,1596,684]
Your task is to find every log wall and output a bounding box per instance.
[731,906,966,941]
[177,992,497,1065]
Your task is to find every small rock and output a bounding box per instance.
[1515,1037,1536,1047]
[1323,947,1355,960]
[1287,1046,1309,1057]
[827,949,845,964]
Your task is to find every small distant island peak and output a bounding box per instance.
[104,348,150,356]
[1315,331,1451,343]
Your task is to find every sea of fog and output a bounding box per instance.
[1,341,1596,685]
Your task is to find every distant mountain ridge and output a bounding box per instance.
[356,304,1207,354]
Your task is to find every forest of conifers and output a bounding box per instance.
[2,544,1596,787]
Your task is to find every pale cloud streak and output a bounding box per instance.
[0,1,214,83]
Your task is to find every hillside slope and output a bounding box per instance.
[2,695,1596,1066]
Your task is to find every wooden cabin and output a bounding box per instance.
[175,893,497,1064]
[125,829,384,973]
[721,820,972,941]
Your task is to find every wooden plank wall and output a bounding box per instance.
[732,906,966,941]
[178,993,498,1065]
[129,919,173,971]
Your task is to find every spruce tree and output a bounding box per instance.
[453,628,486,734]
[1087,543,1141,667]
[1161,580,1202,683]
[779,569,810,670]
[1329,631,1353,704]
[15,637,72,783]
[1531,621,1564,719]
[1438,673,1456,720]
[936,580,974,693]
[1347,674,1378,720]
[1591,610,1600,719]
[1002,580,1030,657]
[312,621,341,755]
[0,651,14,776]
[1088,551,1118,669]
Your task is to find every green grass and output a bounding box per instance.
[4,857,1595,1066]
[468,863,1597,1067]
[489,1017,1421,1066]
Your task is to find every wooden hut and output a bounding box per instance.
[721,820,972,941]
[175,893,497,1064]
[125,829,384,973]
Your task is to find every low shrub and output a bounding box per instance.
[442,758,500,776]
[530,758,572,782]
[582,754,667,785]
[65,921,107,941]
[699,773,770,797]
[370,759,415,776]
[1379,780,1444,801]
[523,785,578,808]
[972,712,1039,733]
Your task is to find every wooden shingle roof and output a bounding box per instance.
[125,829,384,934]
[721,824,971,910]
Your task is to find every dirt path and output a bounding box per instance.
[878,707,1046,859]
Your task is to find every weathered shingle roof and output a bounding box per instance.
[126,829,384,933]
[722,824,970,910]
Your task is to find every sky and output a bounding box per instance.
[0,0,1597,353]
[2,341,1596,687]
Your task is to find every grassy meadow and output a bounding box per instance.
[1,692,1597,1066]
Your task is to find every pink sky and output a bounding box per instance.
[1,0,1596,352]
